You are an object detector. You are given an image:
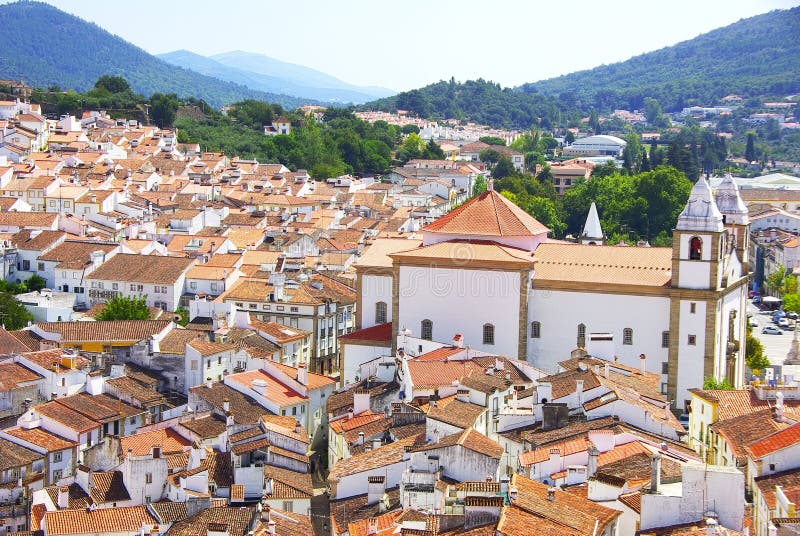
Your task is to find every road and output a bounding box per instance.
[748,300,796,368]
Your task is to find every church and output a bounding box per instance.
[354,175,750,410]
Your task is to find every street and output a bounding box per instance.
[748,300,796,367]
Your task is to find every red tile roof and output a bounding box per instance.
[119,428,192,456]
[339,323,392,343]
[423,190,549,237]
[42,505,157,535]
[746,422,800,459]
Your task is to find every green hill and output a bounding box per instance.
[0,1,310,109]
[520,6,800,112]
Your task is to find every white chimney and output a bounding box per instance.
[353,390,370,415]
[206,377,213,389]
[495,358,504,371]
[367,476,386,505]
[297,363,308,386]
[775,391,785,422]
[452,333,463,348]
[604,363,610,379]
[547,486,556,501]
[575,379,584,407]
[357,431,365,446]
[640,353,647,375]
[372,437,381,451]
[587,446,599,478]
[270,273,285,302]
[57,486,69,509]
[222,398,230,413]
[650,453,661,494]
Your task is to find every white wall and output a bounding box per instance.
[340,342,390,385]
[361,274,393,328]
[529,290,670,378]
[398,266,521,356]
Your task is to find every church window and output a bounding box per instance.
[688,334,697,346]
[531,321,541,338]
[375,302,387,324]
[690,302,696,314]
[483,324,495,345]
[689,237,702,260]
[623,328,633,345]
[662,362,669,374]
[662,331,670,348]
[421,319,433,341]
[577,324,586,348]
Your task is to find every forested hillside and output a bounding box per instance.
[0,1,309,108]
[520,6,800,112]
[363,79,563,130]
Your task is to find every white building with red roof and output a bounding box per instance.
[354,177,751,409]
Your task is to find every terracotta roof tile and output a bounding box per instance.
[87,253,194,284]
[119,427,192,456]
[746,422,800,459]
[4,426,77,452]
[42,505,157,535]
[89,470,130,504]
[423,190,549,237]
[34,320,171,343]
[0,437,43,472]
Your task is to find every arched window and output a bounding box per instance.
[483,324,495,345]
[623,328,633,345]
[689,236,702,260]
[577,323,586,348]
[421,319,433,341]
[531,321,541,339]
[375,301,387,324]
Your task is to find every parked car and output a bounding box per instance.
[753,296,762,304]
[749,290,760,299]
[763,325,784,335]
[779,318,791,328]
[789,312,798,320]
[749,316,759,327]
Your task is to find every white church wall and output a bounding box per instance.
[397,266,521,357]
[676,299,710,408]
[422,231,544,252]
[361,274,393,327]
[528,290,670,377]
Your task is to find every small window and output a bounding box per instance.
[623,328,633,345]
[661,383,668,395]
[190,281,197,289]
[375,301,388,324]
[577,323,586,347]
[661,362,669,375]
[145,473,153,484]
[662,331,670,348]
[421,319,433,341]
[290,306,299,313]
[689,236,702,260]
[688,334,697,346]
[690,302,696,314]
[112,282,118,290]
[277,306,285,311]
[52,469,62,481]
[770,463,776,471]
[531,321,541,339]
[483,323,495,345]
[52,451,62,463]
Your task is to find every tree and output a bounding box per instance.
[745,132,757,163]
[703,377,733,390]
[622,131,643,174]
[94,75,131,94]
[149,93,179,128]
[96,295,151,321]
[766,266,789,297]
[492,156,516,179]
[0,292,33,330]
[472,176,487,197]
[175,306,190,327]
[25,274,46,292]
[479,136,506,146]
[745,324,770,374]
[479,148,501,165]
[564,131,576,144]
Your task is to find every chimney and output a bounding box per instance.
[705,518,719,536]
[604,362,610,379]
[367,518,378,536]
[495,358,504,371]
[547,486,557,501]
[575,379,584,407]
[640,353,647,375]
[57,485,69,509]
[372,437,381,451]
[206,377,213,389]
[452,333,463,348]
[270,273,285,302]
[357,431,365,446]
[297,363,308,386]
[433,428,440,444]
[295,419,301,435]
[587,446,599,478]
[650,453,661,494]
[353,390,370,415]
[222,398,230,413]
[367,475,386,505]
[775,391,785,422]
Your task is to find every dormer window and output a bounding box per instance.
[689,237,702,260]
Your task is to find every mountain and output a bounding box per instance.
[158,50,394,104]
[519,6,800,112]
[0,1,310,108]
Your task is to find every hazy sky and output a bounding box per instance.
[19,0,800,91]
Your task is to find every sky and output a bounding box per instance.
[16,0,800,92]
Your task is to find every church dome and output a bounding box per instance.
[676,178,724,232]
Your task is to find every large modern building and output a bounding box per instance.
[562,134,627,157]
[354,175,750,410]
